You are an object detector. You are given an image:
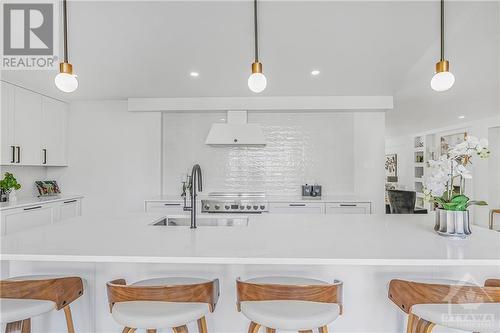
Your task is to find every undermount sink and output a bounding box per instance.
[151,216,249,227]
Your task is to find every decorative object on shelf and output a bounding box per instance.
[247,0,267,93]
[440,132,467,155]
[302,184,322,199]
[55,0,78,93]
[0,172,21,202]
[35,180,61,197]
[424,136,490,238]
[385,154,398,182]
[431,0,455,92]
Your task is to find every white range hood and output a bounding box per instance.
[205,111,266,146]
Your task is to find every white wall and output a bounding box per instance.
[385,136,413,190]
[47,101,161,216]
[163,111,386,213]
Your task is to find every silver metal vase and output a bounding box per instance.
[434,209,471,238]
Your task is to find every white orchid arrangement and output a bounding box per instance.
[423,136,490,211]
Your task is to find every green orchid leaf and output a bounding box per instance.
[442,202,458,211]
[451,195,469,204]
[466,200,488,208]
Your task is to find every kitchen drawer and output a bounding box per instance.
[325,202,371,214]
[57,198,82,221]
[1,204,55,235]
[145,201,184,214]
[269,202,325,214]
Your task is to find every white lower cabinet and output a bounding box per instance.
[57,199,82,221]
[325,202,371,214]
[269,202,325,214]
[1,204,55,235]
[145,201,185,214]
[1,197,83,235]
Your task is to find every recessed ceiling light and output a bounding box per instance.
[190,72,199,77]
[458,115,465,119]
[311,70,320,76]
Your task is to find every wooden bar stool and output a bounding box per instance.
[106,277,219,333]
[0,275,85,333]
[388,278,500,333]
[236,276,343,333]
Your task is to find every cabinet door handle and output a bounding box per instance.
[24,206,42,211]
[289,203,306,207]
[43,149,47,164]
[340,204,357,207]
[64,199,77,204]
[164,203,181,206]
[11,146,15,163]
[16,146,20,163]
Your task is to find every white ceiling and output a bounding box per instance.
[1,1,498,135]
[0,0,458,100]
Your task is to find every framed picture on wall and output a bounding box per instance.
[440,132,467,156]
[385,154,398,182]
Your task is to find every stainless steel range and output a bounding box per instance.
[201,192,268,213]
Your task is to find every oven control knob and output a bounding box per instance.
[224,205,230,210]
[214,204,220,210]
[246,205,252,210]
[253,205,258,210]
[239,205,245,210]
[204,204,210,210]
[260,205,265,210]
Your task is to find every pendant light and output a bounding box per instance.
[248,0,267,93]
[431,0,455,92]
[55,0,78,93]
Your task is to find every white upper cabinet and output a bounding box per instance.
[41,97,68,166]
[13,86,42,165]
[0,82,68,166]
[1,82,15,164]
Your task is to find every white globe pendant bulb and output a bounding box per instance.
[248,72,267,93]
[55,72,78,93]
[431,71,455,92]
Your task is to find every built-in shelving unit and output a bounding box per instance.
[412,134,436,211]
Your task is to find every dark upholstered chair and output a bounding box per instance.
[387,190,416,214]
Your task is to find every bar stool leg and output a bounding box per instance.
[318,326,328,333]
[173,325,189,333]
[414,317,435,333]
[63,305,75,333]
[406,313,417,333]
[299,330,313,333]
[266,328,276,333]
[146,330,157,333]
[21,319,30,333]
[248,322,261,333]
[121,328,136,333]
[197,316,208,333]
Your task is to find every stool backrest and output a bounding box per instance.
[388,279,500,314]
[387,190,416,214]
[0,277,84,310]
[106,279,220,312]
[236,278,343,312]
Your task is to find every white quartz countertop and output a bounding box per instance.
[146,194,371,203]
[0,195,84,211]
[1,213,499,265]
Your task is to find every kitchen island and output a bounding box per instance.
[1,213,499,332]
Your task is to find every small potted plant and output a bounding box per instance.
[423,136,490,238]
[0,172,21,202]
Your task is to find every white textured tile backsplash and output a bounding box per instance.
[163,112,355,196]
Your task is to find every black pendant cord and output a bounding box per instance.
[253,0,259,62]
[63,0,68,63]
[440,0,444,61]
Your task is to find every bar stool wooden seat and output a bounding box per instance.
[106,277,219,333]
[237,276,343,333]
[388,278,500,333]
[0,275,85,333]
